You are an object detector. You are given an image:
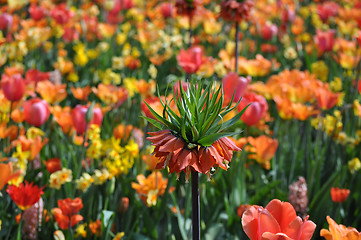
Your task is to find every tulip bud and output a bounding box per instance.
[222,73,251,103]
[160,3,173,18]
[106,177,115,196]
[23,98,50,127]
[1,74,26,102]
[237,92,268,126]
[72,105,103,135]
[0,13,13,31]
[85,102,95,123]
[119,197,129,213]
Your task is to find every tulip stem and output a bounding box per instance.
[235,21,239,74]
[191,170,200,240]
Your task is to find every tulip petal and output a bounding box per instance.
[242,206,261,240]
[261,232,293,240]
[266,199,297,232]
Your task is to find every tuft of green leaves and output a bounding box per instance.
[143,80,250,147]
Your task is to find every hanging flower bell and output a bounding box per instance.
[219,0,254,23]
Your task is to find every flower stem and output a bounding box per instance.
[191,170,200,240]
[235,21,239,74]
[189,16,193,48]
[352,59,361,101]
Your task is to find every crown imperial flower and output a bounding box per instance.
[144,81,248,178]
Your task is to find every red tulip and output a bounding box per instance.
[177,46,207,74]
[6,181,44,210]
[160,2,173,18]
[317,2,338,23]
[242,199,316,240]
[237,92,268,126]
[58,198,83,217]
[330,187,350,203]
[44,158,62,174]
[282,8,295,23]
[29,4,46,21]
[173,81,188,100]
[25,69,50,85]
[120,0,134,10]
[53,198,83,230]
[1,74,25,101]
[261,24,278,41]
[0,13,13,31]
[23,98,50,127]
[314,29,335,54]
[72,105,103,135]
[50,3,74,25]
[222,73,251,103]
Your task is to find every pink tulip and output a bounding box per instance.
[23,98,50,127]
[29,4,46,21]
[1,74,25,102]
[177,47,207,74]
[314,29,335,54]
[222,73,251,103]
[72,105,103,135]
[160,3,173,18]
[0,13,13,31]
[237,92,268,126]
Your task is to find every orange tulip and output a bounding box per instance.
[320,216,361,240]
[92,84,128,106]
[113,124,133,140]
[314,88,339,110]
[242,199,316,240]
[12,135,48,161]
[36,80,67,104]
[43,158,62,174]
[51,106,73,134]
[131,172,169,207]
[0,162,20,190]
[330,187,350,203]
[247,135,278,170]
[70,86,92,101]
[0,122,18,141]
[52,198,83,230]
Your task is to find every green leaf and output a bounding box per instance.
[85,101,95,123]
[249,181,281,205]
[197,132,235,146]
[101,210,115,240]
[219,103,251,132]
[141,116,163,129]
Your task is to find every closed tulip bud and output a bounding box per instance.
[119,197,129,213]
[222,73,251,103]
[160,3,173,18]
[1,74,26,101]
[0,13,13,31]
[29,4,46,21]
[237,92,268,126]
[23,98,50,127]
[261,24,278,41]
[72,105,103,135]
[177,47,207,74]
[106,177,115,196]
